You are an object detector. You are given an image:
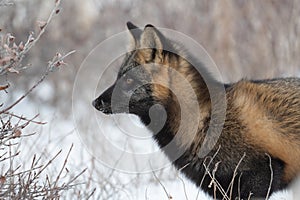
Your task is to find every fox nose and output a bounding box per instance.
[92,98,106,111]
[92,99,96,107]
[92,98,102,110]
[93,84,115,113]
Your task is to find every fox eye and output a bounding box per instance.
[126,78,134,85]
[120,75,135,90]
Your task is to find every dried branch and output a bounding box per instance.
[54,144,73,187]
[265,153,274,200]
[176,173,189,200]
[227,153,246,199]
[2,112,46,125]
[203,160,229,200]
[32,150,62,181]
[0,0,62,75]
[0,0,92,199]
[151,170,172,200]
[0,50,75,115]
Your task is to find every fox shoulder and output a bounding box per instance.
[227,78,300,182]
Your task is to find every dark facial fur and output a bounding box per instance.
[93,22,300,199]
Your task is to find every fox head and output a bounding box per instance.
[93,22,210,137]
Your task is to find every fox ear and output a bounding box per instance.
[140,24,165,61]
[140,24,163,50]
[127,22,142,46]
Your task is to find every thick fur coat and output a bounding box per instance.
[93,22,300,199]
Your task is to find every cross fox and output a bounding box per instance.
[92,22,300,199]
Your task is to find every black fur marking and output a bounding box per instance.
[172,142,286,199]
[145,24,154,28]
[151,48,156,61]
[127,21,138,30]
[119,51,139,77]
[127,22,142,41]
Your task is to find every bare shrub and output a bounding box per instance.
[0,0,90,199]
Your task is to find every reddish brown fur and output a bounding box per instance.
[135,43,300,184]
[229,80,300,182]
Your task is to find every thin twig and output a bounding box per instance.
[247,192,253,200]
[0,0,62,75]
[0,72,49,114]
[86,188,97,200]
[0,50,75,114]
[203,161,229,200]
[3,112,46,125]
[238,173,242,200]
[265,153,273,200]
[145,187,149,200]
[65,168,87,186]
[228,153,246,199]
[54,144,73,187]
[21,0,61,55]
[32,150,62,180]
[151,170,172,200]
[199,146,221,188]
[211,161,221,199]
[197,146,221,200]
[176,173,189,200]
